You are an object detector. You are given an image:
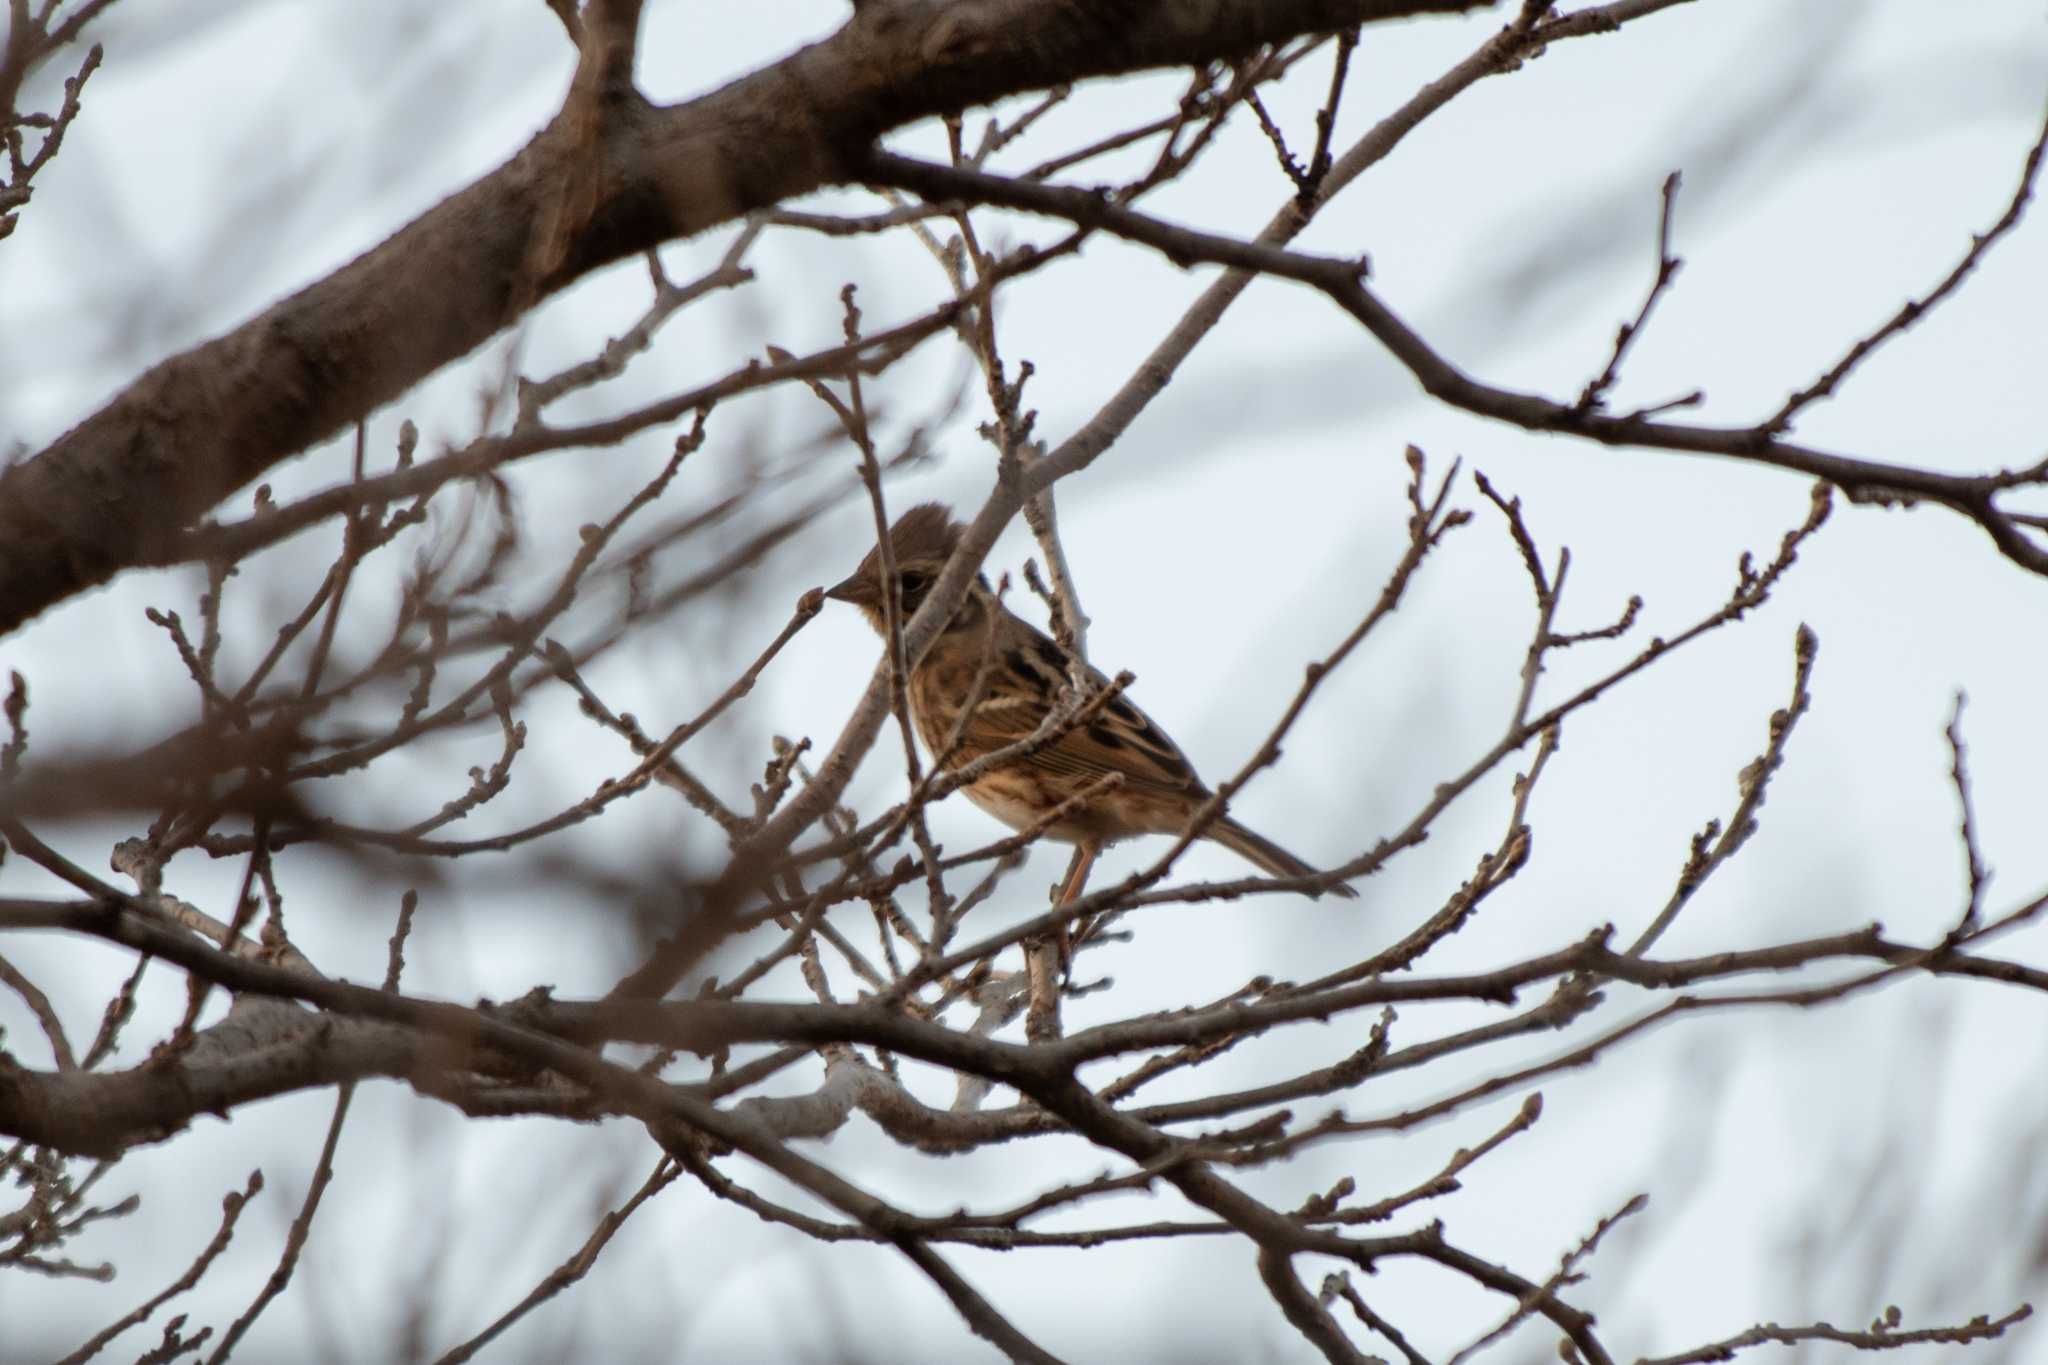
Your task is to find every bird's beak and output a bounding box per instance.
[823,574,868,605]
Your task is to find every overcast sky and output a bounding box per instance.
[4,2,2047,1361]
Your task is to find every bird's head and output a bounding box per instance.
[824,502,974,633]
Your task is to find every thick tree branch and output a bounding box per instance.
[11,887,2047,1161]
[0,0,1483,634]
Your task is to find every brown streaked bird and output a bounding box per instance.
[824,503,1357,909]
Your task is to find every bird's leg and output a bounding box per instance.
[1053,841,1099,968]
[1027,842,1097,1041]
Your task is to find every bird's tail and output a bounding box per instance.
[1210,818,1358,900]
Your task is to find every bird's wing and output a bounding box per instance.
[949,616,1210,800]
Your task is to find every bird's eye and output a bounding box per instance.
[900,570,931,596]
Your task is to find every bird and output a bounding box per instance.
[824,502,1356,915]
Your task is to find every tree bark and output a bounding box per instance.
[0,0,1485,635]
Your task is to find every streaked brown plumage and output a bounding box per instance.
[825,503,1356,904]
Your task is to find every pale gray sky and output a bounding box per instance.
[4,2,2046,1360]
